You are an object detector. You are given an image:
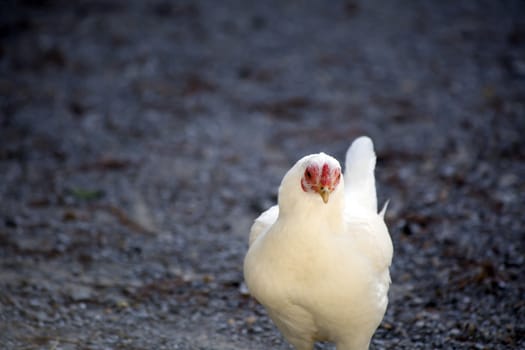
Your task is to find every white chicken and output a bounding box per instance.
[243,136,393,350]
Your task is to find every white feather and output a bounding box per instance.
[249,205,278,246]
[244,137,393,350]
[344,136,377,213]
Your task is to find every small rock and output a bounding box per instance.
[239,282,250,296]
[68,285,94,301]
[245,315,257,326]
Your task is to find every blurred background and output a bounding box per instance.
[1,1,524,349]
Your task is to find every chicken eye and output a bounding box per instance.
[305,170,312,179]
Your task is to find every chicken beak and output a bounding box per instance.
[319,187,330,204]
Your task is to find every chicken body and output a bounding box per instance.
[244,137,393,350]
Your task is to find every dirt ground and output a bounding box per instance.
[1,1,524,349]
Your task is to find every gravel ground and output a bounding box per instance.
[1,1,524,349]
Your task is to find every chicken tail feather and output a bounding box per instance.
[379,199,389,219]
[344,136,378,213]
